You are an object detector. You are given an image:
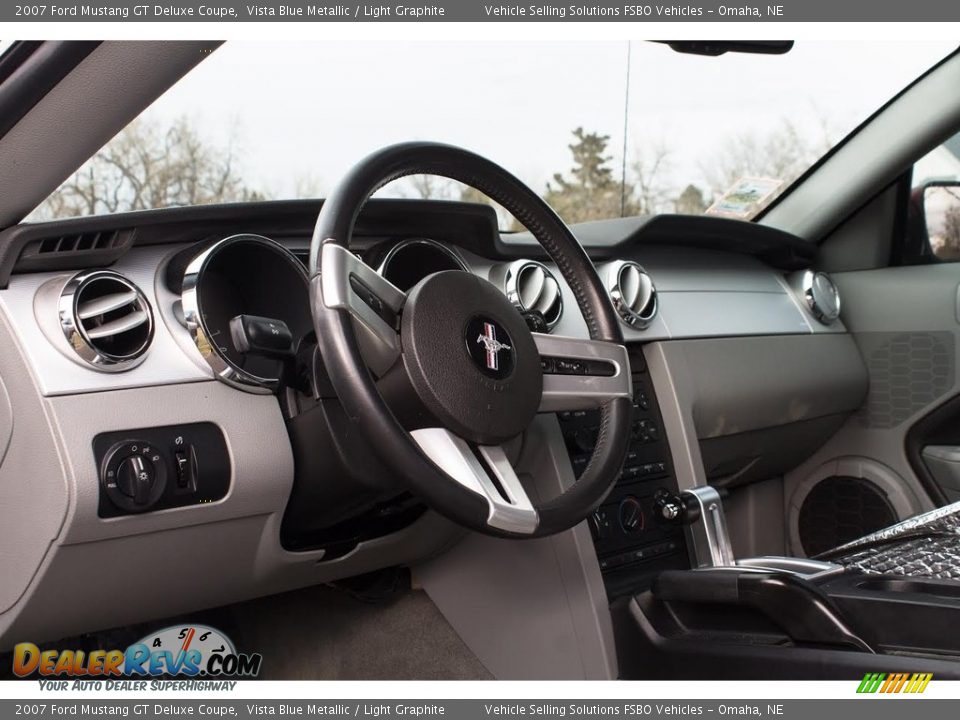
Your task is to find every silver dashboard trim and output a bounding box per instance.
[6,233,841,401]
[3,245,212,397]
[736,556,844,580]
[462,247,828,343]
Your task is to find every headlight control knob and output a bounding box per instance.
[101,440,167,512]
[116,455,154,505]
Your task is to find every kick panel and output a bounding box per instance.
[558,347,688,598]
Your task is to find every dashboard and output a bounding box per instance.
[0,199,869,644]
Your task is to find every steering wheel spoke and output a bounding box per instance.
[411,428,539,535]
[319,242,406,375]
[533,332,632,412]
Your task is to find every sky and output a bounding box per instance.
[76,40,960,207]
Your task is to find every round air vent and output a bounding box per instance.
[58,270,154,371]
[502,260,563,330]
[604,260,657,329]
[802,270,841,324]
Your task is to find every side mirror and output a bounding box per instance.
[919,182,960,260]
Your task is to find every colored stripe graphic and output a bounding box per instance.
[857,672,932,693]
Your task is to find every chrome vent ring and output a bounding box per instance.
[502,260,563,330]
[605,260,657,329]
[58,270,154,371]
[802,270,841,324]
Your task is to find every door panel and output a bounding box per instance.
[907,395,960,504]
[782,263,960,554]
[922,446,960,502]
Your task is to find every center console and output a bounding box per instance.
[573,349,960,678]
[558,346,688,598]
[607,418,960,678]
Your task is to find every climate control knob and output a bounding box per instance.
[618,496,645,533]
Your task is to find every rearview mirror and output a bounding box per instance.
[919,182,960,260]
[657,41,794,56]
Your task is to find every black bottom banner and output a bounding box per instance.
[0,700,952,720]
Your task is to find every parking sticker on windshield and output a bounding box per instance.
[707,176,784,218]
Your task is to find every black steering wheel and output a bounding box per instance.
[309,142,633,538]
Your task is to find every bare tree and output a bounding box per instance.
[32,116,266,219]
[704,118,832,197]
[459,185,525,232]
[293,173,325,200]
[459,185,489,206]
[401,174,456,200]
[393,175,523,230]
[936,203,960,260]
[631,141,672,215]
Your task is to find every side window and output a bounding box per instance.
[908,133,960,261]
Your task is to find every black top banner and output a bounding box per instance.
[4,0,960,22]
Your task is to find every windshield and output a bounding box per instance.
[30,40,957,227]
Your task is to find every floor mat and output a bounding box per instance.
[1,581,492,681]
[228,583,492,680]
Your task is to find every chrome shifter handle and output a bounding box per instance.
[682,486,735,568]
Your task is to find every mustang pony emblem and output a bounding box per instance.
[476,322,512,371]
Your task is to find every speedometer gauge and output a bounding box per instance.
[181,234,311,392]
